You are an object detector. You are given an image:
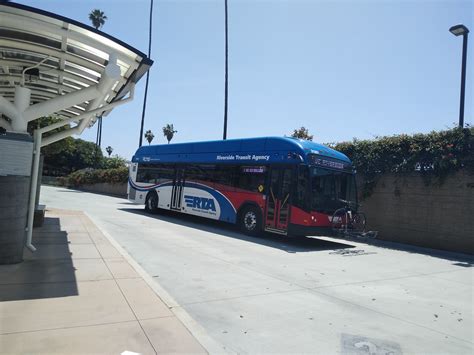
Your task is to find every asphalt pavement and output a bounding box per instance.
[39,185,474,354]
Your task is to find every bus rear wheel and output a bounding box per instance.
[145,192,158,214]
[239,206,262,236]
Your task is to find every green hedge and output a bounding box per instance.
[331,127,473,197]
[58,166,128,187]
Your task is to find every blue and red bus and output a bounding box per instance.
[128,137,357,236]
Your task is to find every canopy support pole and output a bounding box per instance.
[25,129,41,252]
[24,83,134,253]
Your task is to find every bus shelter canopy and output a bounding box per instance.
[0,2,152,141]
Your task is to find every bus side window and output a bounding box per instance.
[184,165,199,182]
[236,166,267,193]
[212,165,234,191]
[155,164,175,184]
[136,164,175,184]
[296,166,310,211]
[185,164,215,185]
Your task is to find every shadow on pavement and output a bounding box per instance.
[353,237,474,264]
[119,207,355,253]
[452,262,473,267]
[0,217,78,302]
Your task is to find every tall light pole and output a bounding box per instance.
[449,24,469,128]
[223,0,229,140]
[139,0,154,147]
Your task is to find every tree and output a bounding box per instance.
[291,127,313,141]
[105,146,113,157]
[38,138,103,176]
[26,117,124,175]
[145,129,155,145]
[27,116,74,175]
[162,124,177,144]
[88,9,107,30]
[101,155,126,169]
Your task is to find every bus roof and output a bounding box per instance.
[132,137,351,167]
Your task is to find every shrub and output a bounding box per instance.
[101,156,127,170]
[331,127,473,197]
[60,166,128,187]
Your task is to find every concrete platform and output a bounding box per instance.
[0,209,208,354]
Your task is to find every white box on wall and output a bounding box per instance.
[0,133,33,177]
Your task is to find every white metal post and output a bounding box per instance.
[25,129,41,252]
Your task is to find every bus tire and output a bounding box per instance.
[145,191,159,214]
[239,205,262,236]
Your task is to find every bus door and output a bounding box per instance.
[171,167,185,211]
[265,167,293,234]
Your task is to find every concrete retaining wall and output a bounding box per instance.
[76,183,127,197]
[359,170,474,254]
[0,176,30,264]
[42,176,60,186]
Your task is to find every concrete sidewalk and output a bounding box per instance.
[0,209,208,354]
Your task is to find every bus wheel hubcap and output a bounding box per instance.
[244,211,257,230]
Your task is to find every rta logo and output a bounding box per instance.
[184,195,216,211]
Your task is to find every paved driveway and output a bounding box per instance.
[40,186,473,354]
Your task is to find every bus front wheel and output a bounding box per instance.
[145,192,158,214]
[239,206,262,236]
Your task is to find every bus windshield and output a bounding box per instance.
[310,167,357,213]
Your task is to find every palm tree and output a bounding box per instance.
[88,9,107,30]
[145,130,155,145]
[105,146,113,157]
[162,124,177,144]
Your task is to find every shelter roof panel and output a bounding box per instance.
[0,2,152,123]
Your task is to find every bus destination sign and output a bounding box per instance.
[309,156,350,171]
[242,166,266,173]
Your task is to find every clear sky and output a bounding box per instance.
[16,0,474,159]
